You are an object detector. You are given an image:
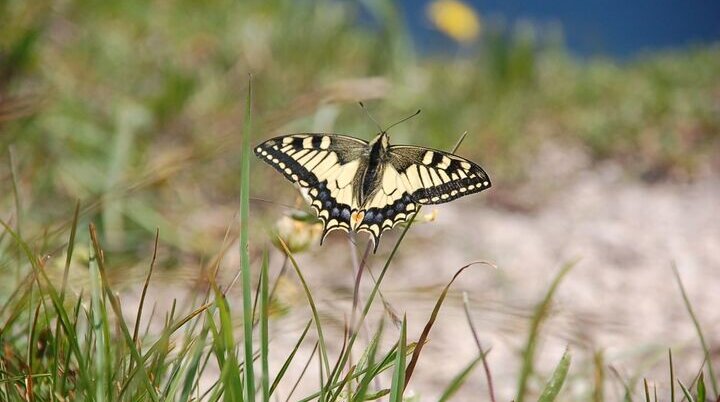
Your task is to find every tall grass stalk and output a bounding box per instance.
[671,263,718,398]
[462,291,496,402]
[260,249,270,401]
[516,261,575,402]
[240,75,256,402]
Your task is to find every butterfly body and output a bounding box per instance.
[255,131,490,252]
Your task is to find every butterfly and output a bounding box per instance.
[254,127,491,252]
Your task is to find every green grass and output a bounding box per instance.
[0,209,717,401]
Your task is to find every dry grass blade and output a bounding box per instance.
[462,291,496,402]
[593,350,605,402]
[0,95,40,122]
[404,261,490,389]
[133,229,159,349]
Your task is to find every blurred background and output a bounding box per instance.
[1,0,719,400]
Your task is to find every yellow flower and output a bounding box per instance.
[272,213,323,254]
[427,0,482,43]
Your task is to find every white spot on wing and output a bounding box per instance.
[422,151,434,165]
[438,156,450,169]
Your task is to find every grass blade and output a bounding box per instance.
[133,229,159,348]
[696,372,705,402]
[240,74,256,402]
[516,261,575,402]
[54,201,80,395]
[669,349,675,402]
[538,349,571,402]
[213,284,244,401]
[438,355,484,402]
[260,249,270,402]
[89,241,111,401]
[286,342,319,402]
[389,316,407,402]
[672,263,718,398]
[351,322,384,402]
[276,237,331,379]
[270,320,313,396]
[462,292,496,402]
[593,350,605,402]
[404,261,485,389]
[678,380,695,402]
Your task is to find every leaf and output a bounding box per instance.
[389,316,407,402]
[538,349,572,402]
[697,372,706,402]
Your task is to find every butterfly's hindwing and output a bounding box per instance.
[387,146,491,205]
[354,164,418,249]
[254,134,368,240]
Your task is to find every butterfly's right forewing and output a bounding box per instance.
[254,134,368,240]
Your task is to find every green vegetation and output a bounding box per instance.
[1,0,718,400]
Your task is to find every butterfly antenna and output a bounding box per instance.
[383,109,421,132]
[358,102,384,133]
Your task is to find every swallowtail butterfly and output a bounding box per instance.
[255,127,491,252]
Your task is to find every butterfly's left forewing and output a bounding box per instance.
[254,134,367,240]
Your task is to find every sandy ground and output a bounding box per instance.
[116,149,720,401]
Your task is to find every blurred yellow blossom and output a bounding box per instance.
[272,213,323,254]
[427,0,481,43]
[416,209,439,223]
[402,209,439,227]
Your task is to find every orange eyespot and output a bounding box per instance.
[350,210,365,230]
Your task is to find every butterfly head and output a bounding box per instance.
[369,131,390,151]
